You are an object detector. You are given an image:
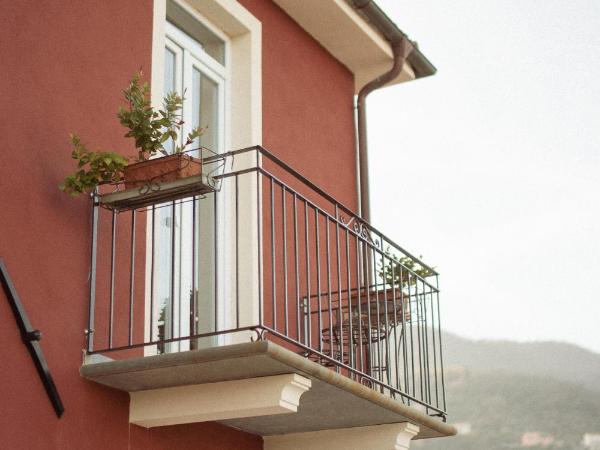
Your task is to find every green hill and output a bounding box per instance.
[413,334,600,449]
[442,333,600,393]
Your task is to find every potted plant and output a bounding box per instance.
[381,252,435,290]
[60,72,204,197]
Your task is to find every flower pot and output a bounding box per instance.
[123,153,202,190]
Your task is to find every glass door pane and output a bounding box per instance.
[152,24,225,354]
[193,68,219,152]
[189,61,221,349]
[154,44,180,354]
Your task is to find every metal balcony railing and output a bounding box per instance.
[85,146,447,419]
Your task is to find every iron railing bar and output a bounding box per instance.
[201,145,261,163]
[415,276,425,402]
[372,244,383,388]
[422,280,432,405]
[301,280,438,304]
[390,258,401,395]
[325,217,334,361]
[270,178,276,331]
[304,200,312,348]
[90,326,260,354]
[380,252,392,393]
[364,240,373,381]
[87,193,99,353]
[436,274,447,412]
[256,168,263,328]
[355,236,364,376]
[235,177,240,330]
[177,202,182,352]
[128,210,136,346]
[191,196,198,348]
[108,210,116,349]
[212,166,258,180]
[345,228,354,375]
[134,195,206,213]
[214,192,219,334]
[408,272,416,401]
[282,185,289,336]
[315,208,322,354]
[430,282,439,408]
[335,205,343,370]
[169,201,176,350]
[293,193,300,343]
[150,205,156,343]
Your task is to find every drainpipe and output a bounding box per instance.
[349,0,420,221]
[356,39,412,222]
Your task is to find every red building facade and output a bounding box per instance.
[0,1,452,449]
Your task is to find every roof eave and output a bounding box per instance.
[348,0,437,79]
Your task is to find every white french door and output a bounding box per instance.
[151,20,227,354]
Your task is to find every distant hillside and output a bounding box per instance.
[415,369,600,450]
[412,333,600,450]
[442,332,600,393]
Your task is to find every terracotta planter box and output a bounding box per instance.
[123,153,202,190]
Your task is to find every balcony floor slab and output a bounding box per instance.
[80,341,455,440]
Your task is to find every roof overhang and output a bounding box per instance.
[272,0,435,93]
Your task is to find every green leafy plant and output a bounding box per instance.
[59,135,129,197]
[60,72,204,196]
[380,250,435,290]
[117,73,203,162]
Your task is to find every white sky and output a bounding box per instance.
[369,0,600,353]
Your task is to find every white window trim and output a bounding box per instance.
[151,0,262,148]
[146,0,263,354]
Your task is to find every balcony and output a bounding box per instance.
[80,146,454,442]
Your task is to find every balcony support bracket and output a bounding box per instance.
[264,422,420,450]
[129,373,311,428]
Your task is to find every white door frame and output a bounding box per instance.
[146,0,263,355]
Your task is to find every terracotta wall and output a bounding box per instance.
[0,0,356,448]
[239,0,358,364]
[0,1,148,448]
[239,0,358,212]
[0,1,260,449]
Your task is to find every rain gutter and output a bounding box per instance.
[348,0,436,220]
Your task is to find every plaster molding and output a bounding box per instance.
[272,0,415,93]
[264,422,420,450]
[129,373,311,428]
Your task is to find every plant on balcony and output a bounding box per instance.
[380,251,435,290]
[60,72,204,197]
[371,252,435,327]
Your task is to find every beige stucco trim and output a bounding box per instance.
[151,1,167,108]
[152,0,262,147]
[167,0,263,344]
[264,423,420,450]
[176,0,262,148]
[272,0,415,93]
[130,373,311,427]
